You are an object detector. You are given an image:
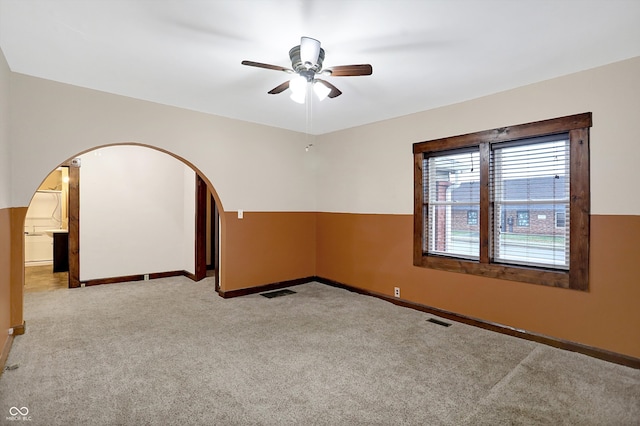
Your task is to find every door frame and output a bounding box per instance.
[194,174,220,289]
[68,162,80,288]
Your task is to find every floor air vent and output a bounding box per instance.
[260,289,296,299]
[427,318,452,327]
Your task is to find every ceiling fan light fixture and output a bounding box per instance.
[290,75,307,103]
[313,80,331,101]
[300,37,321,69]
[289,75,307,95]
[290,90,306,104]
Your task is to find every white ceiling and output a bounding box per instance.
[1,0,639,135]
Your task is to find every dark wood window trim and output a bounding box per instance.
[413,113,591,291]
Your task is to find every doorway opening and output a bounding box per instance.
[206,188,220,277]
[23,167,70,292]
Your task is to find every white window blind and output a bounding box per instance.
[425,150,480,259]
[491,135,570,269]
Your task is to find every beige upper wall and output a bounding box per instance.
[0,48,10,209]
[316,56,640,216]
[8,73,317,212]
[6,55,640,215]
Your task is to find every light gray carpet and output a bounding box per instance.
[1,277,638,425]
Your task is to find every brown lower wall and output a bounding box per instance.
[316,212,640,359]
[0,207,26,369]
[220,211,316,291]
[3,208,638,361]
[10,208,26,331]
[0,208,11,367]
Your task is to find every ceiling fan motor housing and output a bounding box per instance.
[289,45,325,74]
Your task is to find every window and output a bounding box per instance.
[493,136,569,269]
[516,211,530,227]
[413,113,591,290]
[425,150,479,259]
[467,210,478,226]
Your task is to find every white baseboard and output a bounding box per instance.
[25,261,53,267]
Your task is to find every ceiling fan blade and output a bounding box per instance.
[315,79,342,98]
[325,64,373,76]
[267,81,290,95]
[241,60,292,73]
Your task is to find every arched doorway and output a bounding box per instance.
[23,143,224,293]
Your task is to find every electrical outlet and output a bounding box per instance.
[394,287,400,298]
[144,274,150,281]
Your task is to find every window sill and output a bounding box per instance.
[414,255,572,289]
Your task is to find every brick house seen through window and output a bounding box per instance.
[450,175,566,239]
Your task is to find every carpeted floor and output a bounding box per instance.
[1,277,639,425]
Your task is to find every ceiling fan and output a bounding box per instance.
[241,37,373,103]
